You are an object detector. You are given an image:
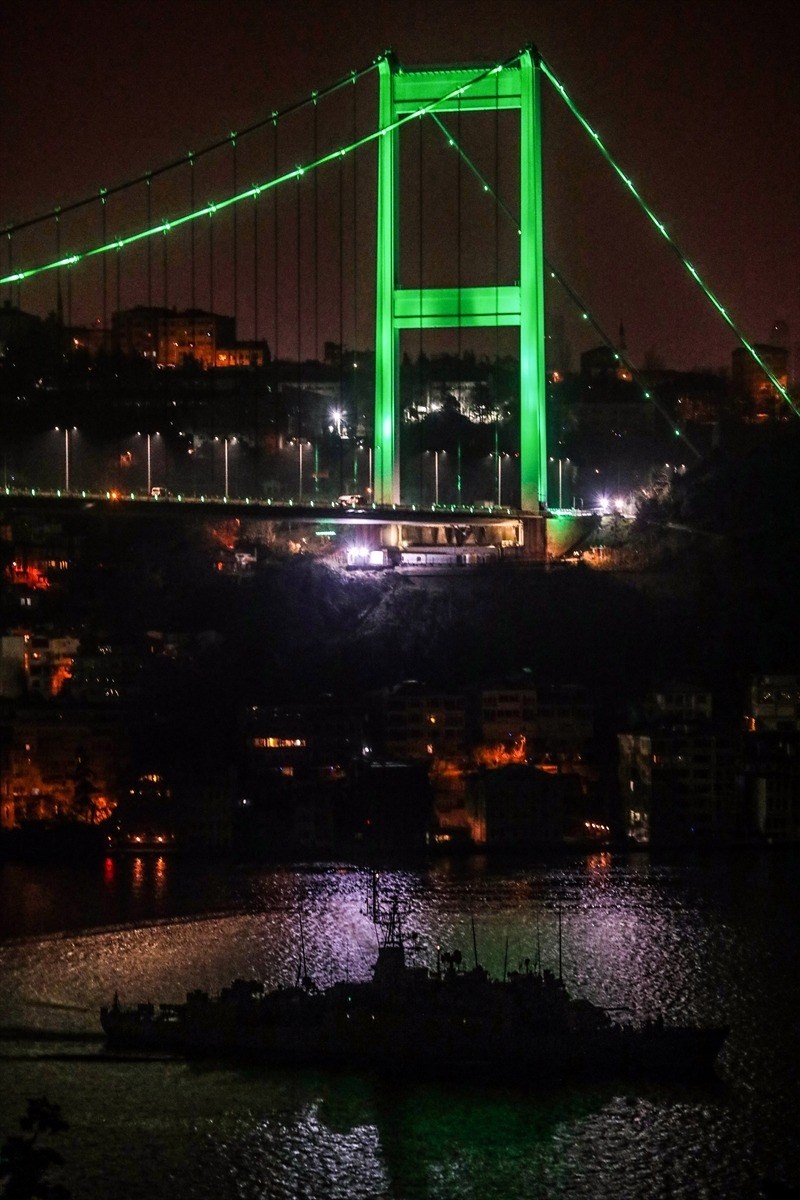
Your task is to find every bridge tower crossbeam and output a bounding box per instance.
[374,49,547,512]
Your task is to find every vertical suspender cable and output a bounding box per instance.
[162,221,168,354]
[253,189,259,487]
[162,215,169,421]
[115,242,121,353]
[209,204,215,484]
[116,239,122,487]
[190,155,196,353]
[253,194,259,348]
[338,146,344,494]
[419,116,424,503]
[232,136,238,341]
[208,209,214,317]
[296,171,302,444]
[54,215,63,386]
[272,119,280,482]
[352,74,358,489]
[101,194,107,349]
[313,97,319,363]
[313,100,320,494]
[273,118,279,366]
[456,94,462,506]
[146,177,152,310]
[494,71,501,503]
[54,213,60,322]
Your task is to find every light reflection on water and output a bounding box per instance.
[1,852,799,1198]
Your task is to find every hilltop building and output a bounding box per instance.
[731,343,790,421]
[110,306,269,368]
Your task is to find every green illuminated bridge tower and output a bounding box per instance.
[373,49,547,513]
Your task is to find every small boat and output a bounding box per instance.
[101,891,728,1082]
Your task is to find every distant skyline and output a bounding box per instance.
[2,0,798,376]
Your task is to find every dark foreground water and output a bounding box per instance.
[1,851,798,1198]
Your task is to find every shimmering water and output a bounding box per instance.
[1,851,798,1198]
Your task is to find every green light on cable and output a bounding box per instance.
[1,52,523,290]
[429,105,700,459]
[540,54,800,421]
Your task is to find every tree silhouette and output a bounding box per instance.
[0,1097,70,1199]
[71,749,98,823]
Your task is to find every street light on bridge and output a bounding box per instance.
[497,452,510,507]
[212,435,236,499]
[54,426,76,492]
[288,438,311,500]
[548,455,571,509]
[136,431,158,495]
[223,436,235,499]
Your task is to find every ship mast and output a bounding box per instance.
[365,869,405,948]
[558,904,563,983]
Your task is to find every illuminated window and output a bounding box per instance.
[252,737,306,749]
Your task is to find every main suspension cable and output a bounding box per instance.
[2,54,522,289]
[1,57,386,237]
[538,55,799,421]
[428,112,701,459]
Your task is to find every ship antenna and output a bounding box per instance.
[558,904,563,983]
[299,910,308,981]
[365,869,381,950]
[471,916,479,969]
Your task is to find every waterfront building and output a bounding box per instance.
[0,704,129,827]
[746,675,800,732]
[480,680,593,757]
[618,689,741,845]
[742,675,800,842]
[465,762,589,848]
[0,632,78,698]
[0,634,27,698]
[380,682,467,761]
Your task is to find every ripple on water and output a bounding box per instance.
[1,854,799,1198]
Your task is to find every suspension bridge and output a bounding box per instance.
[1,46,794,561]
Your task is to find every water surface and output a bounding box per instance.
[1,851,798,1198]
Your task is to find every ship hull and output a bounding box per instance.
[100,1005,727,1082]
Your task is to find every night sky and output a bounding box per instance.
[2,0,798,375]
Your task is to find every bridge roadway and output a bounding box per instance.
[0,487,524,526]
[0,489,599,563]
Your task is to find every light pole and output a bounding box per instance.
[558,457,571,509]
[138,431,160,495]
[497,453,502,506]
[434,450,439,506]
[223,437,230,499]
[549,455,570,509]
[298,440,304,500]
[55,427,71,491]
